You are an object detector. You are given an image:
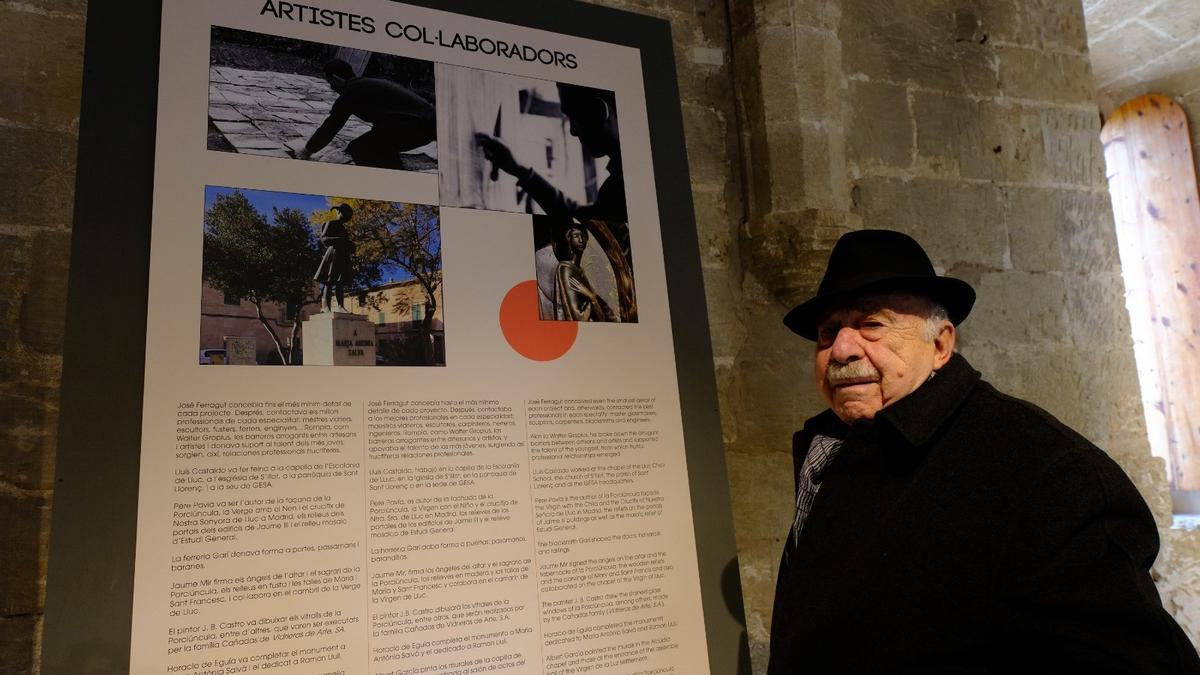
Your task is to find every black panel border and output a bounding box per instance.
[43,1,745,672]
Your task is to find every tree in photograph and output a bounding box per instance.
[334,198,441,362]
[203,192,315,364]
[203,191,383,364]
[268,208,329,361]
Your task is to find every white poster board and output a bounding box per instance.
[100,1,727,673]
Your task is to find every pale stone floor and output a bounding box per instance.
[208,65,438,172]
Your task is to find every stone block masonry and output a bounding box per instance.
[0,1,87,671]
[727,0,1200,668]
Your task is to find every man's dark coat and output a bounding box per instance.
[768,354,1200,673]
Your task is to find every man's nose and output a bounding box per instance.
[829,327,864,363]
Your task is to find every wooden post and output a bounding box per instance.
[1102,94,1200,490]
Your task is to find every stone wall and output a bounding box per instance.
[726,0,1197,669]
[1082,0,1200,643]
[0,0,87,671]
[2,0,1197,673]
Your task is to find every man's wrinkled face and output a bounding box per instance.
[813,294,953,424]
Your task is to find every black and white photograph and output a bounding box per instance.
[207,26,438,171]
[532,214,636,323]
[201,186,445,366]
[438,64,627,220]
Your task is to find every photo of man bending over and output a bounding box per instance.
[297,58,436,170]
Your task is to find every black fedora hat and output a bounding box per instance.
[784,229,975,340]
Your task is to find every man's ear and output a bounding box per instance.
[595,97,612,122]
[932,321,955,370]
[575,96,610,124]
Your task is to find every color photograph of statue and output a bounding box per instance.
[532,215,635,323]
[200,186,445,366]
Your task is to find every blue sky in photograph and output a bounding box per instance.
[202,185,425,285]
[204,185,333,218]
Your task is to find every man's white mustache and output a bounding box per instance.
[826,360,880,384]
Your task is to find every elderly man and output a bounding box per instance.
[769,229,1200,673]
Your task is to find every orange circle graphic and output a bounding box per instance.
[499,280,577,361]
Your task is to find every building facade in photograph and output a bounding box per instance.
[200,278,444,366]
[345,277,445,366]
[198,283,311,364]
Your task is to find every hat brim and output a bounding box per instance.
[784,276,976,340]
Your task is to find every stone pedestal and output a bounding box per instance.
[301,311,377,366]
